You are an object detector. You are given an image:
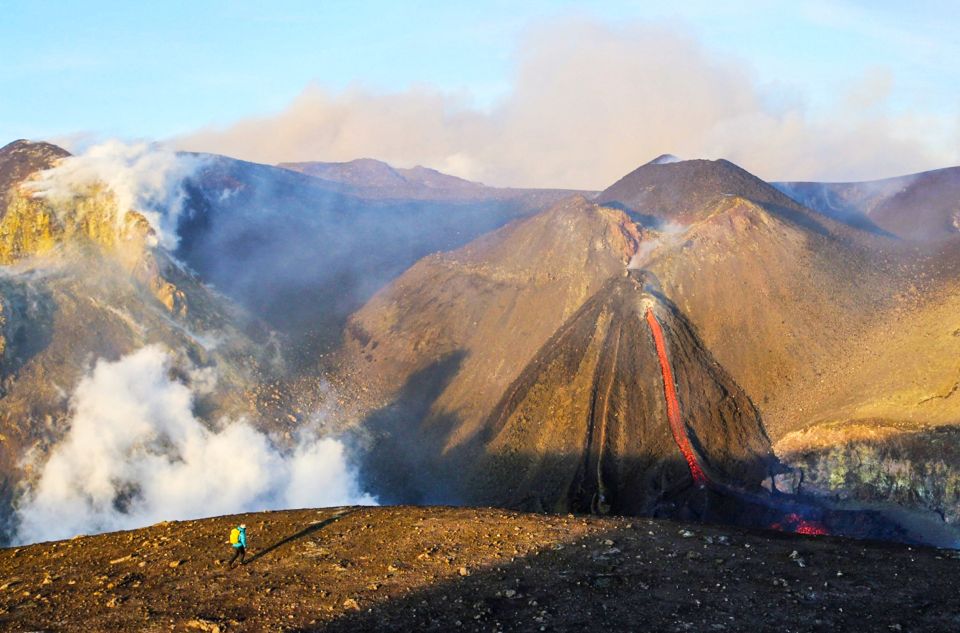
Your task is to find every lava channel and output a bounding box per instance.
[645,308,708,486]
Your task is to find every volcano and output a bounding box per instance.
[342,155,959,543]
[469,269,778,517]
[343,156,890,474]
[2,137,959,547]
[595,157,806,224]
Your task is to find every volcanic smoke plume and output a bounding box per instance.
[14,346,375,544]
[24,140,205,250]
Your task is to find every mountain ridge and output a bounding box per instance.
[775,166,960,241]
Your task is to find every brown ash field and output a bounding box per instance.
[0,506,957,632]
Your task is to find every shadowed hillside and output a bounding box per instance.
[178,154,579,348]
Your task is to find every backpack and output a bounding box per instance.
[229,527,240,545]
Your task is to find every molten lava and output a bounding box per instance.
[771,513,829,536]
[645,307,833,536]
[645,308,708,486]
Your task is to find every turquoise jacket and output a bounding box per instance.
[233,527,247,548]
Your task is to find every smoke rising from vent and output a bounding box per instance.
[14,346,375,544]
[627,221,689,269]
[24,140,205,249]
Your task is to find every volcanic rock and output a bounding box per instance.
[0,506,956,632]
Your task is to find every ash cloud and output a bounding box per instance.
[176,18,957,189]
[14,346,375,544]
[24,140,206,250]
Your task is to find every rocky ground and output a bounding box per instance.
[0,506,957,632]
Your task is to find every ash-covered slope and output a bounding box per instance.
[639,194,893,439]
[2,506,957,632]
[776,166,960,241]
[595,157,811,225]
[592,156,903,438]
[341,196,644,503]
[177,154,577,347]
[470,270,777,516]
[277,157,498,199]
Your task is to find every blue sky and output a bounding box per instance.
[2,1,958,183]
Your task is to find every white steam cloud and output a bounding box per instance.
[627,221,689,269]
[25,140,204,250]
[15,346,375,544]
[177,19,958,188]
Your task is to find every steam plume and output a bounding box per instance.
[14,346,375,544]
[24,140,205,250]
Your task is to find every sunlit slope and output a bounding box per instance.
[641,195,893,439]
[338,196,643,499]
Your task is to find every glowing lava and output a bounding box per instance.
[771,513,829,536]
[645,308,708,486]
[645,307,832,536]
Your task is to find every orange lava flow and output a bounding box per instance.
[645,309,708,486]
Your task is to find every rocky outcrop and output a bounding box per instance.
[780,422,960,525]
[0,140,70,197]
[0,142,290,543]
[1,184,187,316]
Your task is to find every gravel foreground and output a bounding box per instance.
[0,506,957,632]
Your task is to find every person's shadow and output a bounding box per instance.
[245,509,355,565]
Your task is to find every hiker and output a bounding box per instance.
[228,523,248,567]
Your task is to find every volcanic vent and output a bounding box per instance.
[469,269,779,519]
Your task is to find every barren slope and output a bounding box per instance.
[468,271,776,515]
[339,196,643,501]
[0,506,957,632]
[596,158,810,224]
[777,166,960,241]
[640,194,893,439]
